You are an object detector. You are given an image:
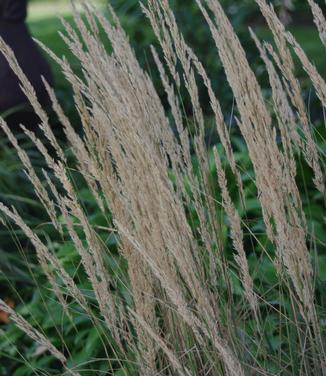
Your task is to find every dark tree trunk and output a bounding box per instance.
[0,0,53,128]
[0,0,28,23]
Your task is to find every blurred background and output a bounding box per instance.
[24,0,326,122]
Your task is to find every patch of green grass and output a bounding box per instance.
[28,1,77,22]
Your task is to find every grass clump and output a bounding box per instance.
[0,0,325,375]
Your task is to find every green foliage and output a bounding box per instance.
[0,136,45,295]
[0,178,132,374]
[1,124,324,374]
